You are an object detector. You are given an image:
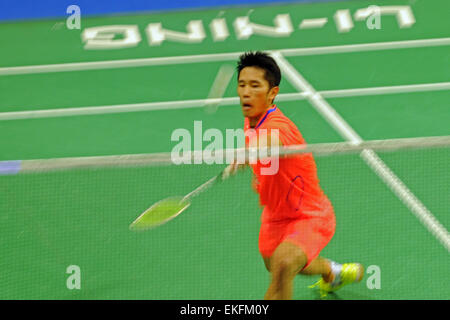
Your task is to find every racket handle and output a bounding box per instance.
[182,170,223,201]
[182,164,240,202]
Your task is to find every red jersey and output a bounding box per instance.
[244,105,329,222]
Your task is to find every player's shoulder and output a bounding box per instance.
[261,106,294,129]
[261,106,305,144]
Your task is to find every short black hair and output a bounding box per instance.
[237,51,281,88]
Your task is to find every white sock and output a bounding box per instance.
[328,260,343,286]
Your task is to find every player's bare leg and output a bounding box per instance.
[266,254,350,283]
[299,256,334,282]
[263,253,364,299]
[264,241,307,300]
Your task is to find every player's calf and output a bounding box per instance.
[264,242,307,299]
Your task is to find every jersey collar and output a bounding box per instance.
[255,105,277,129]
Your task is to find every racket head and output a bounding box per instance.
[129,196,190,231]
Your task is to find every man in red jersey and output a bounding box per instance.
[224,52,364,300]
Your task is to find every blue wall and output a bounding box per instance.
[0,0,342,21]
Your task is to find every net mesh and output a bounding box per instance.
[1,136,449,299]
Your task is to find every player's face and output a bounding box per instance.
[237,66,279,124]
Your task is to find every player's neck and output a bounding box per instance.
[249,104,274,128]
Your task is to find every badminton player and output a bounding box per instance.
[224,51,364,299]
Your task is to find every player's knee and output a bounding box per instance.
[273,253,306,277]
[277,258,296,277]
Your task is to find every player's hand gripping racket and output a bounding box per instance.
[129,167,236,231]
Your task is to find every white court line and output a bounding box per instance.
[1,81,449,121]
[279,37,450,57]
[0,37,449,75]
[272,52,450,252]
[320,82,450,98]
[0,98,238,121]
